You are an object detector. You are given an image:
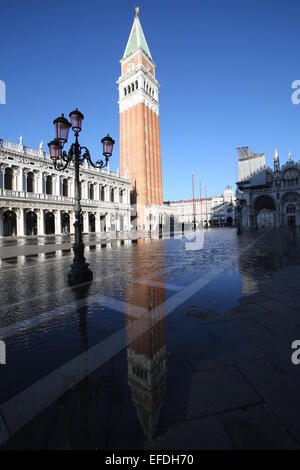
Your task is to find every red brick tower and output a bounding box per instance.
[118,7,163,229]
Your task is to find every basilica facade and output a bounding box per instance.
[237,146,300,228]
[0,137,131,238]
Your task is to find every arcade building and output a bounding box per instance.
[0,137,131,237]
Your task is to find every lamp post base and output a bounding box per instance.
[68,262,93,286]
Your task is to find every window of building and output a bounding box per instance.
[46,175,52,195]
[27,172,34,193]
[287,204,296,213]
[110,187,114,203]
[62,178,68,197]
[90,184,94,200]
[100,185,105,201]
[4,168,13,190]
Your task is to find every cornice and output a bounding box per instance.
[0,145,130,185]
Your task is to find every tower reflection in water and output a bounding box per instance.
[124,240,167,441]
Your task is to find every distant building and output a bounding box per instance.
[210,203,236,227]
[145,187,236,233]
[237,147,300,227]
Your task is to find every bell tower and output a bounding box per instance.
[118,7,163,229]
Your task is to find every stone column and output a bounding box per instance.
[23,170,28,192]
[0,166,5,190]
[84,181,88,199]
[115,212,120,231]
[127,212,131,231]
[33,172,39,194]
[20,168,24,192]
[276,201,281,228]
[95,183,99,200]
[105,185,109,202]
[105,212,110,232]
[13,169,18,191]
[55,176,59,196]
[83,211,89,233]
[18,168,24,192]
[69,211,75,234]
[68,178,72,198]
[38,173,41,194]
[95,212,100,233]
[38,210,45,235]
[0,209,3,236]
[42,173,46,194]
[115,187,119,204]
[18,208,24,236]
[55,210,61,234]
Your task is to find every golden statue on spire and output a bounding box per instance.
[135,6,140,17]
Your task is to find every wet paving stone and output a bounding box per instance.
[145,415,233,450]
[0,413,9,446]
[169,316,264,371]
[184,307,224,324]
[186,366,262,419]
[237,358,300,442]
[225,303,267,320]
[220,403,300,449]
[255,312,300,342]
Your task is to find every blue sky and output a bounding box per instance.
[0,0,300,200]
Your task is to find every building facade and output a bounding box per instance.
[237,146,300,228]
[118,8,163,230]
[0,137,131,237]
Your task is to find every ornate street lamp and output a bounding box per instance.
[48,108,115,286]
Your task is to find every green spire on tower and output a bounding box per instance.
[123,7,152,60]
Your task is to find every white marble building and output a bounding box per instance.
[237,146,300,228]
[0,137,131,238]
[144,187,236,233]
